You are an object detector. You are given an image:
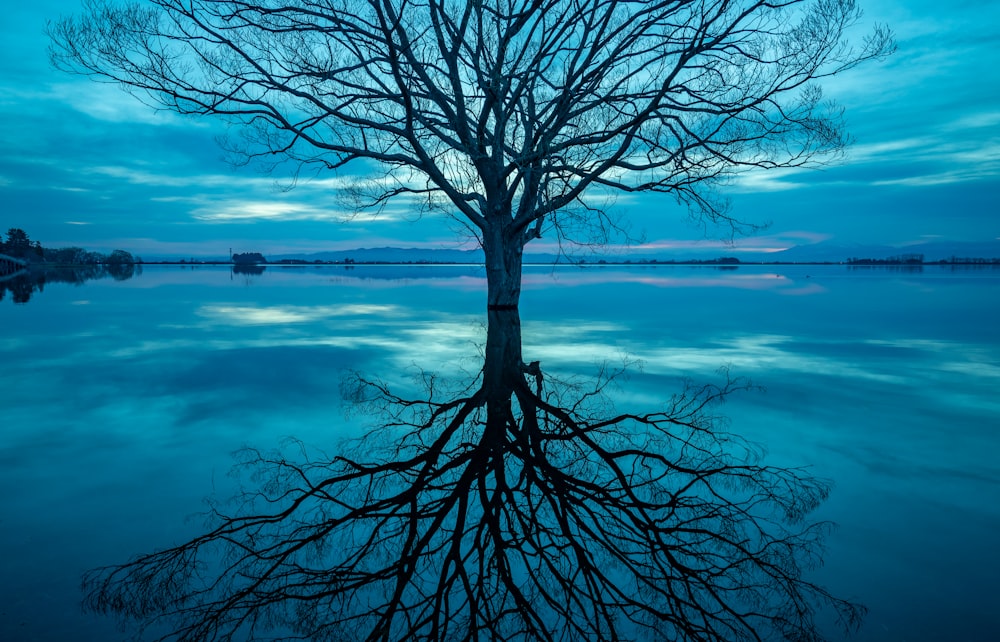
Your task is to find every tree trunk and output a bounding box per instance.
[481,307,523,457]
[482,223,524,309]
[483,307,523,391]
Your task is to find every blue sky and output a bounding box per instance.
[1,1,998,258]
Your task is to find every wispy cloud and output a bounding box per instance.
[191,200,348,223]
[846,138,931,163]
[87,163,427,224]
[187,197,421,224]
[868,137,1000,187]
[947,111,1000,131]
[89,165,274,189]
[726,110,1000,194]
[727,167,813,193]
[48,82,196,127]
[873,171,992,188]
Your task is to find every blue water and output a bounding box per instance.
[1,264,998,641]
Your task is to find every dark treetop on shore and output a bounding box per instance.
[50,0,891,308]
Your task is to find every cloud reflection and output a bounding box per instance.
[522,269,826,295]
[198,304,402,325]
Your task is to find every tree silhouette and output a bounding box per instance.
[83,310,863,641]
[4,228,32,259]
[50,0,892,308]
[232,252,267,265]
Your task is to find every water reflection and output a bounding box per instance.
[83,310,863,641]
[232,263,266,276]
[0,264,140,304]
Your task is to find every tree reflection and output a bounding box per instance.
[83,310,863,641]
[232,263,266,276]
[0,264,140,304]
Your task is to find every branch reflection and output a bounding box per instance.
[84,309,863,641]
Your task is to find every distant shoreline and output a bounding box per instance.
[115,260,1000,267]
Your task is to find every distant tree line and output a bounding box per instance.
[846,253,924,265]
[847,253,1000,266]
[1,228,144,304]
[940,256,1000,265]
[231,252,267,265]
[1,227,141,266]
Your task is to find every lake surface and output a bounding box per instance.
[1,264,998,641]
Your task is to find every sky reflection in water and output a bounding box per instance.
[0,265,998,640]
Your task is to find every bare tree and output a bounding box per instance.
[83,309,863,641]
[50,0,891,307]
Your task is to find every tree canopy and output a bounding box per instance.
[3,228,36,259]
[232,251,268,264]
[50,0,892,306]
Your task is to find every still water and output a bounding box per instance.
[1,264,998,640]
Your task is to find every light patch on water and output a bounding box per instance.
[197,303,404,325]
[638,334,908,384]
[522,270,827,295]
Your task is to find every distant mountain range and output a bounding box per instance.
[269,240,1000,265]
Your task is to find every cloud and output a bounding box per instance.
[727,167,813,193]
[187,197,418,224]
[84,163,430,224]
[89,165,274,189]
[868,138,1000,187]
[947,111,1000,131]
[191,200,351,223]
[846,138,930,163]
[723,112,1000,195]
[873,172,990,188]
[48,82,195,127]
